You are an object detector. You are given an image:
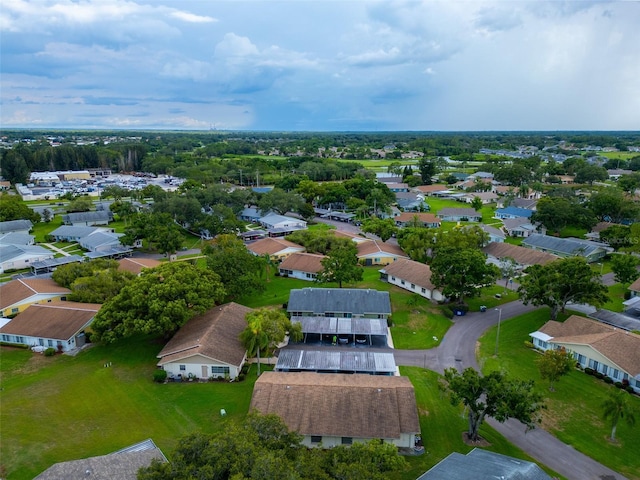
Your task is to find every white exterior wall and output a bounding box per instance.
[387,275,444,302]
[280,269,316,281]
[2,333,76,352]
[161,354,242,380]
[1,253,54,273]
[301,433,415,449]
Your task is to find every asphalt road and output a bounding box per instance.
[393,299,628,480]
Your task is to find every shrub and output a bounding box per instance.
[604,376,614,384]
[622,378,630,386]
[624,290,632,300]
[153,370,167,383]
[237,373,245,382]
[595,372,604,379]
[442,308,454,319]
[44,347,56,357]
[387,316,393,327]
[625,386,635,394]
[523,340,534,349]
[615,381,624,389]
[575,362,583,370]
[584,367,595,375]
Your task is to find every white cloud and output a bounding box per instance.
[170,10,216,23]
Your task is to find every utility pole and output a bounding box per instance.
[494,308,502,356]
[239,169,243,186]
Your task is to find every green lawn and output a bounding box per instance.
[602,283,627,313]
[0,337,261,480]
[477,309,640,480]
[31,217,63,243]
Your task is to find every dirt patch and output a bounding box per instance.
[418,407,430,416]
[461,432,491,447]
[407,311,427,330]
[16,352,50,375]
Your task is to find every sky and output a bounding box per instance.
[1,0,639,131]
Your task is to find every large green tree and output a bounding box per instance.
[601,389,637,441]
[203,234,265,299]
[1,150,29,185]
[92,262,225,342]
[532,196,597,234]
[610,253,640,285]
[441,367,544,442]
[0,193,41,223]
[360,216,397,242]
[317,244,363,288]
[430,248,499,304]
[588,188,639,224]
[257,188,303,215]
[121,211,184,255]
[518,257,609,320]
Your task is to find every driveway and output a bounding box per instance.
[394,299,628,480]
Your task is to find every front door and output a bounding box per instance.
[201,365,208,378]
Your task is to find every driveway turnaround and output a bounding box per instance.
[393,299,629,480]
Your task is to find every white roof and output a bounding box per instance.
[623,296,640,307]
[529,331,553,342]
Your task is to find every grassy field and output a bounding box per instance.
[477,309,640,480]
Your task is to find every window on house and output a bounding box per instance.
[400,280,405,285]
[391,276,395,281]
[612,369,619,379]
[38,339,44,346]
[602,365,608,375]
[341,437,353,445]
[374,258,380,263]
[11,308,19,314]
[48,340,53,347]
[421,288,426,293]
[179,365,186,371]
[411,283,415,289]
[211,366,230,375]
[1,335,9,342]
[310,436,322,443]
[16,336,25,344]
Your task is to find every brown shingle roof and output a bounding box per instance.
[117,257,162,275]
[483,242,559,266]
[380,258,436,290]
[250,372,420,439]
[246,237,304,256]
[357,240,407,258]
[395,212,440,225]
[413,184,449,194]
[0,278,70,310]
[157,302,252,367]
[629,277,640,293]
[0,302,101,340]
[332,230,372,243]
[278,252,326,274]
[437,207,480,218]
[539,315,640,376]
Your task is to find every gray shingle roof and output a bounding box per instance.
[62,211,111,224]
[287,288,391,316]
[523,233,612,257]
[0,219,33,233]
[417,448,551,480]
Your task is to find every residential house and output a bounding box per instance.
[0,302,100,352]
[412,184,450,196]
[629,277,640,298]
[607,169,632,180]
[478,224,506,243]
[239,229,267,242]
[322,211,357,223]
[117,257,161,275]
[246,237,305,261]
[30,255,83,275]
[522,234,613,262]
[356,239,407,266]
[436,208,482,222]
[461,192,498,204]
[0,278,70,318]
[80,231,131,258]
[239,206,263,223]
[332,230,371,244]
[0,244,54,273]
[417,448,551,480]
[472,171,495,180]
[395,192,428,211]
[558,175,575,184]
[530,315,640,393]
[379,258,444,302]
[394,212,441,228]
[287,287,391,320]
[510,198,538,210]
[275,349,397,375]
[259,213,307,232]
[585,221,618,242]
[502,217,539,238]
[278,252,326,281]
[494,207,534,220]
[48,225,108,242]
[482,242,559,272]
[250,372,421,448]
[0,232,35,245]
[157,302,253,381]
[34,439,166,480]
[0,219,33,235]
[62,210,112,226]
[385,182,410,192]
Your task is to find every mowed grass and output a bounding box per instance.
[477,309,640,480]
[0,337,259,480]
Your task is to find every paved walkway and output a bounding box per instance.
[393,299,628,480]
[42,243,72,257]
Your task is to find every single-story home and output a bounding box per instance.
[394,212,441,228]
[249,372,420,448]
[385,182,410,192]
[0,302,101,352]
[478,224,506,243]
[62,210,112,226]
[510,198,538,210]
[356,240,407,266]
[34,439,167,480]
[502,217,539,238]
[436,208,482,222]
[417,448,551,480]
[379,258,444,302]
[0,232,35,245]
[494,206,534,220]
[395,192,428,211]
[246,237,305,261]
[278,252,326,281]
[332,230,371,244]
[530,315,640,393]
[0,244,54,273]
[117,257,162,275]
[461,192,498,204]
[275,349,397,375]
[157,302,253,381]
[239,206,263,223]
[0,278,70,318]
[628,277,640,297]
[411,184,450,196]
[482,242,559,271]
[0,219,33,235]
[522,234,613,262]
[79,231,126,252]
[259,213,307,231]
[48,225,109,242]
[288,287,391,320]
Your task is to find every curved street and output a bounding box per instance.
[394,299,628,480]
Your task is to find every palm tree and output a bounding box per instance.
[240,313,269,376]
[262,253,276,282]
[601,389,636,441]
